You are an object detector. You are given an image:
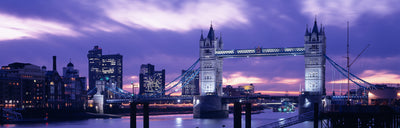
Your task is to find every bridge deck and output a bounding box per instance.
[215,47,304,58]
[106,95,299,104]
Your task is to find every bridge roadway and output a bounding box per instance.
[105,95,299,104]
[215,47,305,58]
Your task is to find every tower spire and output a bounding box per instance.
[200,30,204,41]
[305,24,310,36]
[218,32,223,49]
[312,17,319,34]
[207,23,215,40]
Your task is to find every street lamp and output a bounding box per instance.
[131,81,135,98]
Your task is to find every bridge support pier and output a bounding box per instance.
[93,94,104,114]
[130,102,136,128]
[233,102,242,128]
[313,103,319,128]
[0,107,3,125]
[299,92,322,115]
[245,103,251,128]
[143,103,149,128]
[193,95,228,118]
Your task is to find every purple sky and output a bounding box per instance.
[1,0,399,95]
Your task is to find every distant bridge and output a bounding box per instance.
[105,95,299,104]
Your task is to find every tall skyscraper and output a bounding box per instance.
[88,46,103,91]
[87,46,123,92]
[181,70,199,96]
[139,64,165,96]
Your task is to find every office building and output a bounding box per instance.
[139,64,165,96]
[181,70,199,96]
[87,46,123,93]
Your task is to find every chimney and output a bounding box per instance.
[53,56,57,71]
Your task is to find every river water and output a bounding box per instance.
[1,109,312,128]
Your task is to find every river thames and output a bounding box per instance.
[1,109,313,128]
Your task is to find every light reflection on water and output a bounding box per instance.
[1,109,307,128]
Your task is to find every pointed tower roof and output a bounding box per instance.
[312,18,319,34]
[67,62,74,67]
[207,23,215,40]
[67,58,74,67]
[200,30,204,41]
[305,24,310,36]
[218,33,223,45]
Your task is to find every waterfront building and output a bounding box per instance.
[62,61,87,110]
[44,56,65,109]
[0,56,87,111]
[87,46,123,95]
[139,64,165,96]
[222,84,256,96]
[181,70,199,96]
[222,85,242,96]
[239,84,255,95]
[0,62,46,108]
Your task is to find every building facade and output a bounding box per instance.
[139,64,165,96]
[87,46,123,94]
[63,61,87,110]
[181,70,199,96]
[0,63,46,108]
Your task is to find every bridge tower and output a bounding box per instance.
[299,19,326,114]
[193,24,228,118]
[93,80,105,114]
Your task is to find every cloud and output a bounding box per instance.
[97,0,250,32]
[0,12,80,41]
[81,21,125,33]
[223,72,302,86]
[223,72,268,86]
[272,77,301,85]
[301,0,400,27]
[329,70,400,84]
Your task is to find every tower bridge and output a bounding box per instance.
[194,20,326,118]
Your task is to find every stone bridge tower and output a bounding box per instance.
[194,24,228,118]
[299,19,326,114]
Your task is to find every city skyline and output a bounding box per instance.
[0,0,400,95]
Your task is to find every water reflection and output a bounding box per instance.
[1,109,303,128]
[175,117,182,127]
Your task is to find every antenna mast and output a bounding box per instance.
[347,21,350,105]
